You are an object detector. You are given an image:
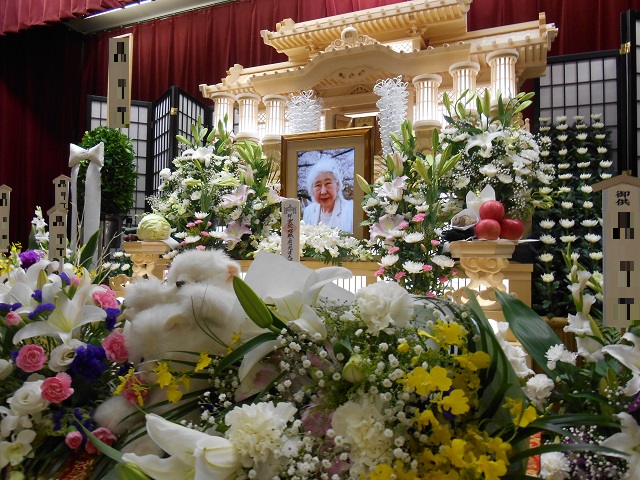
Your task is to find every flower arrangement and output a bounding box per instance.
[360,121,461,297]
[440,91,555,221]
[497,255,638,479]
[147,120,283,260]
[0,252,126,477]
[531,114,614,318]
[256,221,373,264]
[89,252,620,480]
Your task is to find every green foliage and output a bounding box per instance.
[78,126,137,215]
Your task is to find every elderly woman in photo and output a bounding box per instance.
[302,157,353,233]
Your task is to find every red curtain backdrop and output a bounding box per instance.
[2,0,640,246]
[0,0,137,35]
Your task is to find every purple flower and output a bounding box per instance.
[105,308,120,331]
[27,303,55,320]
[0,302,21,314]
[19,250,44,270]
[69,344,107,383]
[59,272,71,286]
[629,393,640,413]
[31,290,42,302]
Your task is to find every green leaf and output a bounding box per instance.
[79,424,125,463]
[79,228,100,269]
[213,332,279,376]
[233,276,273,329]
[496,290,564,380]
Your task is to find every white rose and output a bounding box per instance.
[355,282,415,334]
[48,339,85,372]
[8,380,50,416]
[0,360,13,381]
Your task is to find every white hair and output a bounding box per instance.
[305,156,345,202]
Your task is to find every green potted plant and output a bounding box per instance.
[77,126,137,250]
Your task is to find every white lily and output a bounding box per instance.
[465,129,506,158]
[122,414,241,480]
[12,293,106,344]
[238,265,351,381]
[602,333,640,395]
[600,413,640,479]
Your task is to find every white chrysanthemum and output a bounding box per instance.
[559,219,574,228]
[589,251,603,261]
[557,163,571,170]
[556,124,568,131]
[597,146,608,154]
[579,173,592,180]
[380,254,399,267]
[184,235,201,244]
[560,235,578,243]
[584,233,601,243]
[355,282,414,334]
[539,220,555,229]
[580,185,593,194]
[497,173,513,184]
[539,187,552,195]
[479,164,499,177]
[580,219,598,227]
[558,174,572,181]
[599,160,613,168]
[539,253,553,263]
[557,134,568,141]
[539,235,556,245]
[225,401,299,463]
[402,261,424,274]
[583,201,594,209]
[595,134,606,140]
[403,232,424,244]
[453,176,470,189]
[558,149,567,156]
[560,202,573,210]
[431,255,455,268]
[194,211,208,219]
[541,273,554,283]
[555,115,567,122]
[601,173,612,179]
[576,133,588,141]
[577,161,591,168]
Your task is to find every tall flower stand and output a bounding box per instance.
[449,240,533,343]
[122,241,171,280]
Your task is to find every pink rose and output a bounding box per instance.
[5,311,21,326]
[65,431,84,449]
[41,372,74,403]
[85,427,117,455]
[102,331,128,363]
[92,287,119,309]
[16,344,47,372]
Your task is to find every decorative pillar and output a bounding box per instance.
[236,93,261,142]
[486,49,519,101]
[412,74,442,129]
[211,93,235,133]
[0,185,11,251]
[448,61,480,105]
[262,94,288,144]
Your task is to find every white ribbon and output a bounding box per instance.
[69,142,104,253]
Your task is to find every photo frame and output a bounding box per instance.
[281,127,373,240]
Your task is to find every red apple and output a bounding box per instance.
[500,218,524,240]
[479,200,505,221]
[475,219,501,240]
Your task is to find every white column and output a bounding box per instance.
[236,93,261,142]
[262,94,288,143]
[448,61,480,105]
[486,49,519,101]
[412,74,442,128]
[211,93,235,133]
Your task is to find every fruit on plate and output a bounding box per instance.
[475,219,501,240]
[479,200,505,221]
[500,218,524,240]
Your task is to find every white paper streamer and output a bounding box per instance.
[69,142,104,252]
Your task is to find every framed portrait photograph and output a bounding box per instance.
[281,127,373,239]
